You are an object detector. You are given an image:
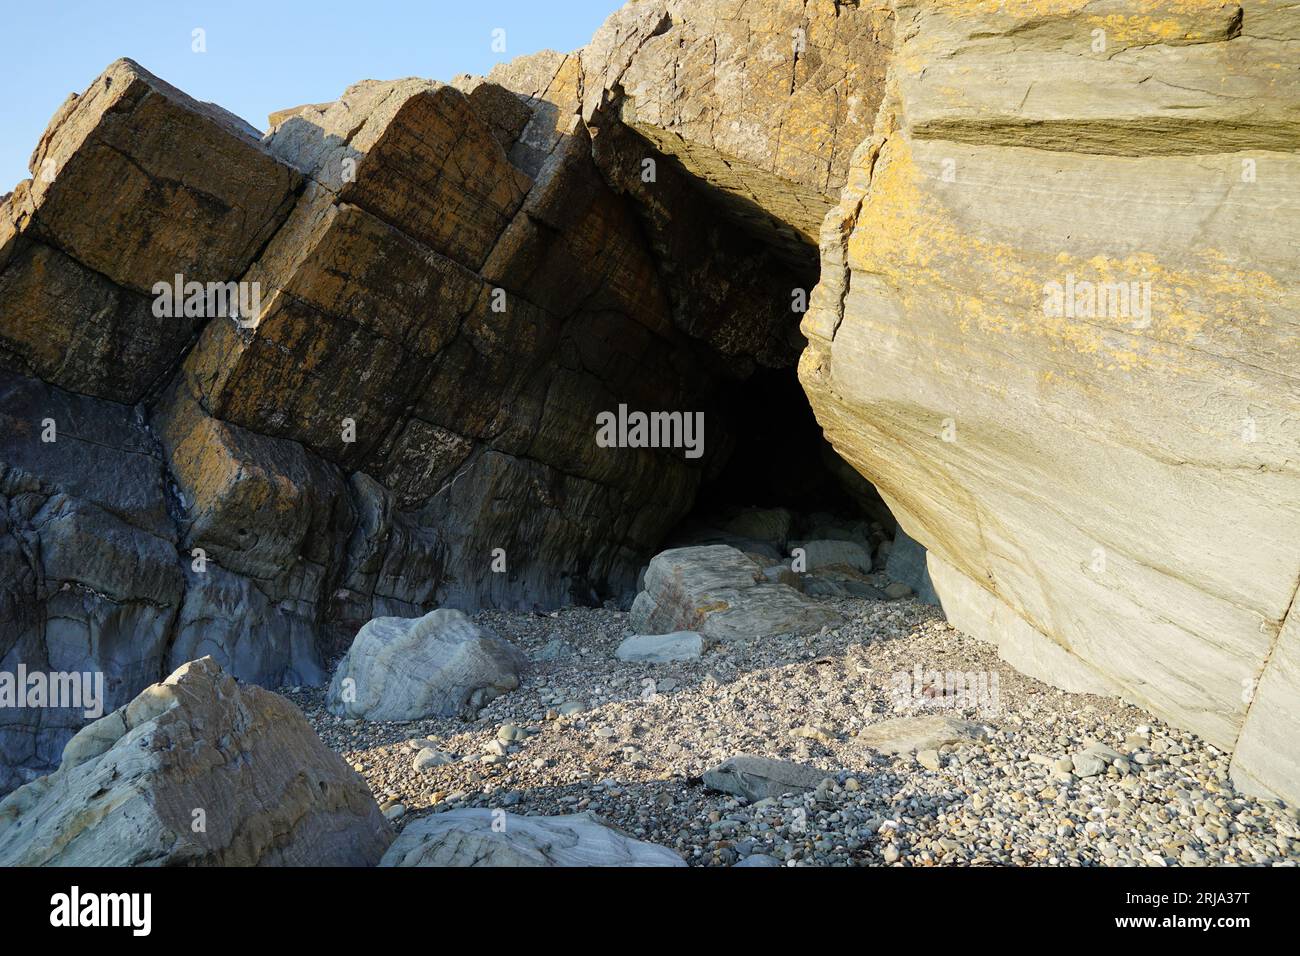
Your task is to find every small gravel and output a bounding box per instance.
[288,593,1300,867]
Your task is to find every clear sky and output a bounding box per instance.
[0,0,621,193]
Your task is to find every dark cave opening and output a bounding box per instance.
[696,366,868,516]
[664,361,898,570]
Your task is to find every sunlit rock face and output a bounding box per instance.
[0,6,867,789]
[796,0,1300,803]
[2,0,1298,810]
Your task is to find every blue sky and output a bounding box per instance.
[0,0,621,192]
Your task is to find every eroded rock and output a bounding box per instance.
[856,715,990,756]
[327,609,527,721]
[0,658,392,866]
[703,755,829,803]
[630,545,842,641]
[380,809,685,866]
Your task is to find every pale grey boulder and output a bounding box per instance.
[735,853,783,867]
[856,716,990,755]
[703,755,829,802]
[615,631,703,663]
[0,658,392,866]
[380,809,685,867]
[327,608,527,721]
[630,545,842,642]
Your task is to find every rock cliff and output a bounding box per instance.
[1,0,1297,808]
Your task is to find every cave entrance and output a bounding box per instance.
[666,360,899,584]
[592,111,907,598]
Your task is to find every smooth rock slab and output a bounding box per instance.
[615,631,703,663]
[856,716,990,756]
[328,608,527,721]
[630,545,842,642]
[0,658,392,866]
[703,755,829,803]
[380,809,685,867]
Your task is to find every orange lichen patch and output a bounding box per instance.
[843,133,1288,375]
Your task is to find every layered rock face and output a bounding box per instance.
[0,37,823,787]
[796,1,1300,802]
[2,0,1297,812]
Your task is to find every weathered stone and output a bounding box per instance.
[581,0,893,262]
[1,59,300,291]
[799,0,1300,794]
[630,545,842,641]
[615,631,704,663]
[0,658,392,866]
[703,755,828,802]
[380,809,685,866]
[267,78,532,272]
[327,609,527,721]
[885,523,939,606]
[0,242,172,405]
[0,370,182,793]
[0,58,299,402]
[856,716,989,756]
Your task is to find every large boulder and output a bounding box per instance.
[630,545,843,641]
[797,0,1300,804]
[327,609,527,721]
[380,809,685,867]
[0,658,392,866]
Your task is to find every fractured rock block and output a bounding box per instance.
[267,78,532,272]
[0,241,172,404]
[184,182,484,469]
[630,545,843,641]
[153,376,352,581]
[0,658,392,866]
[0,58,300,402]
[2,58,300,291]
